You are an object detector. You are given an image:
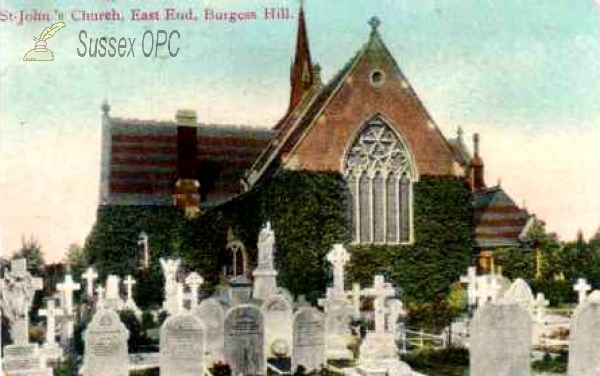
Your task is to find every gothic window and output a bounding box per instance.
[344,117,415,244]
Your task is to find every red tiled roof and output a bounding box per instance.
[473,186,531,249]
[108,119,273,206]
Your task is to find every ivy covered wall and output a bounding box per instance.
[84,171,473,328]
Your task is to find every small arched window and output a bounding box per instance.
[344,116,415,244]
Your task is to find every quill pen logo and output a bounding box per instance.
[23,22,66,61]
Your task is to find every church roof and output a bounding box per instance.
[447,134,471,167]
[473,186,531,249]
[108,117,273,206]
[246,20,457,186]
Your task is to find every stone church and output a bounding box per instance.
[98,6,533,271]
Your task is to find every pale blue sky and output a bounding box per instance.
[1,0,600,261]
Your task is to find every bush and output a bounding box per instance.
[118,309,146,352]
[401,347,469,376]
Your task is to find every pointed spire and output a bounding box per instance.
[288,0,314,113]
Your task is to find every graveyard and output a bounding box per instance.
[1,223,600,376]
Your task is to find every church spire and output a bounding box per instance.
[288,0,314,113]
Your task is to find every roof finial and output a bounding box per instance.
[457,126,464,141]
[369,16,381,33]
[101,100,110,116]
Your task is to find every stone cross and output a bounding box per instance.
[123,275,136,302]
[362,275,396,334]
[326,244,351,295]
[574,278,591,304]
[534,292,549,323]
[82,267,98,298]
[56,274,81,315]
[350,283,361,318]
[1,258,44,345]
[460,266,477,306]
[39,299,64,345]
[185,272,204,309]
[386,299,404,332]
[95,285,105,308]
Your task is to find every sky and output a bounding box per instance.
[1,0,600,262]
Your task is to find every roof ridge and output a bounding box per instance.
[110,117,270,131]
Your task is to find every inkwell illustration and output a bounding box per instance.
[23,22,66,61]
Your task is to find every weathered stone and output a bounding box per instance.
[224,304,265,375]
[470,303,532,376]
[292,307,325,373]
[568,292,600,376]
[82,309,129,376]
[160,313,206,376]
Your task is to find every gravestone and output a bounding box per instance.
[224,304,266,375]
[104,274,124,310]
[1,259,51,376]
[568,292,600,376]
[160,313,206,376]
[323,299,353,360]
[292,307,325,373]
[193,298,225,363]
[82,309,130,376]
[262,294,293,358]
[1,258,43,345]
[3,344,52,376]
[503,278,534,311]
[470,303,532,376]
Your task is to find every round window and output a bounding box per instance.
[370,70,385,87]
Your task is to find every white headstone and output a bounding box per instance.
[470,303,532,376]
[262,294,294,358]
[224,304,266,376]
[568,291,600,376]
[82,309,129,376]
[82,267,99,298]
[292,307,325,373]
[574,278,591,304]
[193,298,225,363]
[160,314,206,376]
[56,273,81,315]
[502,278,534,310]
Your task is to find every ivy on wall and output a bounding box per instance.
[84,172,473,328]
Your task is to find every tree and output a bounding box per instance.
[64,243,87,275]
[12,235,45,273]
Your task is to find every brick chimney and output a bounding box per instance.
[174,109,200,217]
[470,133,486,192]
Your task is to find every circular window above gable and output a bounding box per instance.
[370,70,385,87]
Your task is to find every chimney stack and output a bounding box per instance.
[470,133,486,192]
[174,109,200,217]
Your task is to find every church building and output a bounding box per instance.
[98,6,534,271]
